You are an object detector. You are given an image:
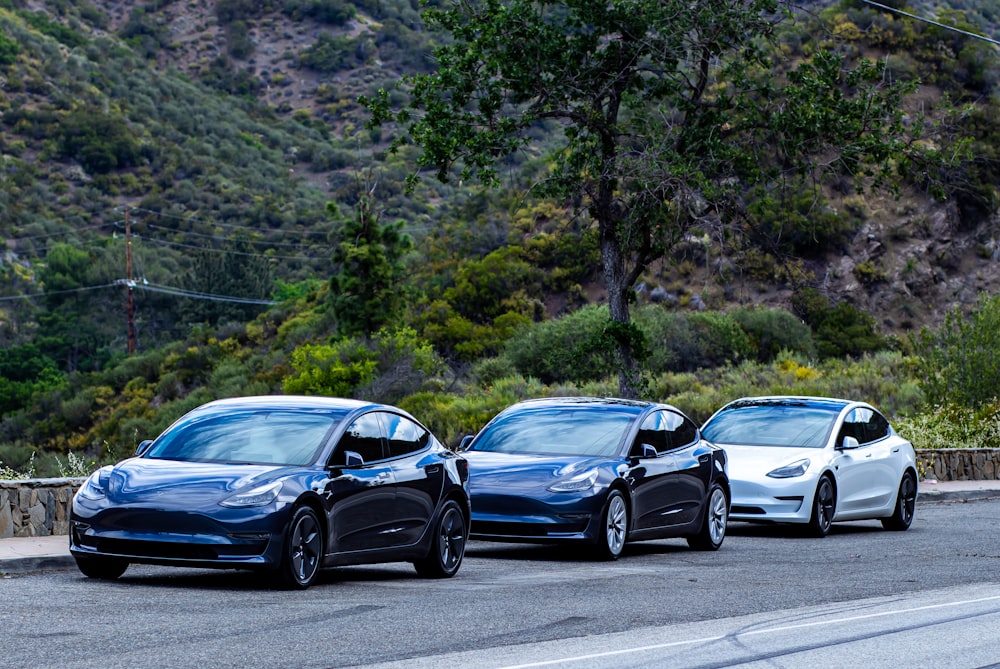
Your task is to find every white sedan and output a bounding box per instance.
[700,396,917,536]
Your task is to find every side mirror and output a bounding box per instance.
[839,436,860,451]
[641,443,658,459]
[458,435,474,452]
[343,450,364,467]
[134,439,153,456]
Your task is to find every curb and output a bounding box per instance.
[0,554,76,575]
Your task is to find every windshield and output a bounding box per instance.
[469,405,638,457]
[701,401,840,448]
[145,410,342,465]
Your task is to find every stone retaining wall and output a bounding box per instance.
[916,449,999,482]
[0,478,86,538]
[0,449,997,537]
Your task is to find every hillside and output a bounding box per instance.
[1,0,1000,473]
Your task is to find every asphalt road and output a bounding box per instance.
[2,497,999,669]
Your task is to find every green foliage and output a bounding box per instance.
[282,0,355,25]
[300,33,366,73]
[181,238,274,327]
[913,294,1000,409]
[504,305,619,384]
[58,108,142,174]
[656,351,923,424]
[329,193,415,338]
[283,327,442,403]
[0,344,65,415]
[0,31,19,66]
[792,288,885,358]
[727,306,816,362]
[894,400,1000,451]
[634,306,753,373]
[19,10,87,48]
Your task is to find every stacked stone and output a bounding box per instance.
[916,449,999,482]
[0,479,86,538]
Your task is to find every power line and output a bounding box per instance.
[860,0,1000,47]
[129,280,277,305]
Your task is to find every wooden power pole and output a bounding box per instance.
[125,204,136,354]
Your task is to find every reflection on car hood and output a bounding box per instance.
[720,444,824,477]
[104,457,293,504]
[464,451,607,492]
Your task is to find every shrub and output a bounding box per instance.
[912,293,1000,409]
[728,306,816,362]
[504,305,619,384]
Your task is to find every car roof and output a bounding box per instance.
[506,396,664,412]
[194,395,381,412]
[722,395,855,411]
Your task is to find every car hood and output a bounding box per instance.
[101,457,294,505]
[464,451,609,493]
[718,444,825,478]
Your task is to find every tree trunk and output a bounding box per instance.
[600,224,641,399]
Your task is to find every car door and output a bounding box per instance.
[833,407,896,514]
[325,412,399,553]
[379,411,443,546]
[628,410,693,531]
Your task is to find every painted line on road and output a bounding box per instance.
[497,592,1000,668]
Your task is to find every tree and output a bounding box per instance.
[329,182,414,338]
[182,238,274,327]
[364,0,931,397]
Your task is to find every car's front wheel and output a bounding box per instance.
[807,476,836,537]
[881,471,917,531]
[593,490,628,560]
[74,555,128,580]
[414,500,467,578]
[273,505,323,590]
[687,484,728,551]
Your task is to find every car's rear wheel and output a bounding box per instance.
[881,471,917,531]
[807,476,836,537]
[273,505,323,590]
[593,490,628,560]
[74,555,128,580]
[687,485,728,551]
[414,500,467,578]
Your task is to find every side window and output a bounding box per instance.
[841,407,888,445]
[382,413,431,458]
[334,413,385,465]
[632,412,668,456]
[665,410,699,449]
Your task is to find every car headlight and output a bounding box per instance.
[220,481,282,508]
[767,459,810,479]
[77,467,112,500]
[548,469,599,493]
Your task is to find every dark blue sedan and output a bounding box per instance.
[460,397,730,559]
[70,396,470,588]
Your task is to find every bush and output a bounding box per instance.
[504,305,618,384]
[728,306,816,362]
[634,306,754,373]
[912,293,1000,409]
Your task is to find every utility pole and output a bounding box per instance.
[125,204,136,354]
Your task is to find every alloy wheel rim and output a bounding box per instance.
[439,507,465,570]
[708,489,727,544]
[291,513,321,583]
[817,479,834,531]
[900,475,916,524]
[606,495,626,555]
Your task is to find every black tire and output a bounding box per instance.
[74,555,128,580]
[273,505,324,590]
[414,500,467,578]
[687,485,728,551]
[881,471,917,531]
[593,490,628,561]
[807,476,836,538]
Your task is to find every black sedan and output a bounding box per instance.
[460,397,730,559]
[70,395,470,588]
